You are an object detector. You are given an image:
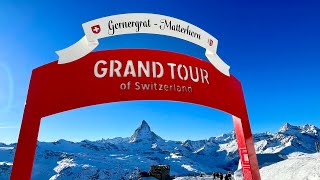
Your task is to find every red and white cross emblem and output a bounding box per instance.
[208,39,214,46]
[91,25,101,34]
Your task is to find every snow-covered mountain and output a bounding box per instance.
[129,120,163,143]
[0,121,319,179]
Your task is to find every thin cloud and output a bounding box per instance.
[0,126,17,129]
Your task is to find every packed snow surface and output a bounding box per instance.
[260,153,320,180]
[175,175,215,180]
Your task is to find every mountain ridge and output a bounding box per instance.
[0,121,319,179]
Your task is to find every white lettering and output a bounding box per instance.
[94,60,107,78]
[201,69,209,84]
[152,61,164,78]
[138,61,150,77]
[167,63,176,79]
[123,60,136,77]
[177,64,188,80]
[189,66,199,82]
[109,60,122,77]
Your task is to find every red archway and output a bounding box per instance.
[10,49,260,180]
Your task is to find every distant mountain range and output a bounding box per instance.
[0,121,319,179]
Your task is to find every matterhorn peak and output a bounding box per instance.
[141,120,150,130]
[129,120,163,143]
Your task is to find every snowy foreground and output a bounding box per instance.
[175,175,218,180]
[260,153,320,180]
[177,153,320,180]
[232,153,320,180]
[1,121,320,179]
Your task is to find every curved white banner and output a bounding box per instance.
[56,13,230,76]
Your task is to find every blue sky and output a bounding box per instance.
[0,0,320,143]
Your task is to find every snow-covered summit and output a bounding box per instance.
[279,122,320,135]
[211,131,236,143]
[129,120,163,143]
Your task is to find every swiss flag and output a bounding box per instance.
[91,25,101,34]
